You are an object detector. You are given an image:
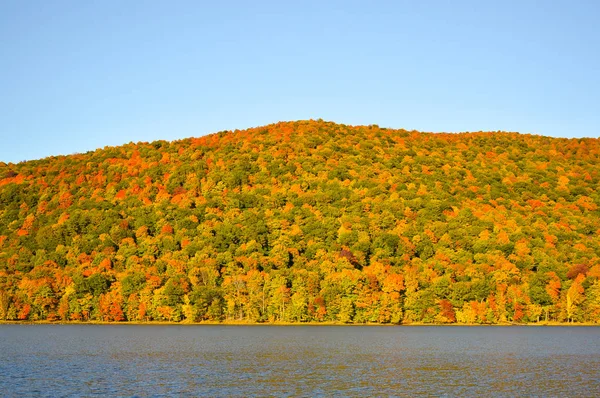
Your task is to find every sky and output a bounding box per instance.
[1,1,599,163]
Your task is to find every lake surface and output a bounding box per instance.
[1,325,599,397]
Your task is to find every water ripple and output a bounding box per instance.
[1,325,599,397]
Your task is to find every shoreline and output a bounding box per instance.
[1,320,598,327]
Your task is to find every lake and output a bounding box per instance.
[0,325,599,396]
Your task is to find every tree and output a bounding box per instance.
[566,274,585,323]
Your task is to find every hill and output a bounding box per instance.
[1,120,600,324]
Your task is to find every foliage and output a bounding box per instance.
[1,120,600,324]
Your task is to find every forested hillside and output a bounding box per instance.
[1,120,600,324]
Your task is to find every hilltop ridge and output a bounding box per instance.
[1,120,599,324]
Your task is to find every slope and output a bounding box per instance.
[1,120,599,323]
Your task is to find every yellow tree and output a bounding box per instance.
[566,274,585,323]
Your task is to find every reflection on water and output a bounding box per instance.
[1,325,599,396]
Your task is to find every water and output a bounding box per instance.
[0,325,599,397]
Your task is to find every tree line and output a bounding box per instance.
[1,120,599,324]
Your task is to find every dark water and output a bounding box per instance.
[1,325,599,397]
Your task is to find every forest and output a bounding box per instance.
[1,120,600,324]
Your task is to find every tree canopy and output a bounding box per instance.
[1,120,600,324]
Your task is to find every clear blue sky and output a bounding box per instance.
[1,1,599,163]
